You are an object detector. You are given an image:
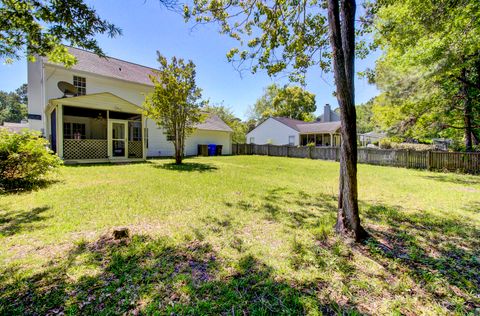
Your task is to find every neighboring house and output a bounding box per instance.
[432,138,452,151]
[359,131,387,147]
[27,47,232,163]
[0,121,29,133]
[246,114,342,147]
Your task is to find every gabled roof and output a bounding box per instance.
[271,117,306,131]
[196,114,233,133]
[271,117,341,134]
[48,92,141,114]
[296,121,341,134]
[43,47,156,86]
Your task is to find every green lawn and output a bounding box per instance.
[0,156,479,315]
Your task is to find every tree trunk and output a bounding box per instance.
[174,123,183,164]
[461,68,473,152]
[327,0,367,241]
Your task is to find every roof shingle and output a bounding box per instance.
[43,47,156,86]
[272,117,341,134]
[196,114,233,132]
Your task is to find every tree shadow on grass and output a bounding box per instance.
[225,187,337,229]
[156,162,218,172]
[0,234,362,315]
[360,203,480,311]
[224,186,479,313]
[0,206,51,236]
[421,173,480,186]
[0,179,61,195]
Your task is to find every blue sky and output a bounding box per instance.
[0,0,380,119]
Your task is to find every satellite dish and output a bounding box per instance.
[57,81,78,97]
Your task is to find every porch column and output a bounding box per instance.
[107,110,111,159]
[57,105,64,159]
[142,116,147,160]
[330,133,333,147]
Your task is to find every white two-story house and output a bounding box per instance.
[27,47,232,163]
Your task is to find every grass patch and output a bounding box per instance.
[0,156,478,315]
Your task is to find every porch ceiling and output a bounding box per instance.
[47,92,142,114]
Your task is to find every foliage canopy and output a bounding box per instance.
[249,84,316,122]
[0,0,122,65]
[143,53,203,164]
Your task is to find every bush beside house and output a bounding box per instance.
[0,129,62,189]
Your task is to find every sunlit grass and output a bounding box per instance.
[0,156,478,315]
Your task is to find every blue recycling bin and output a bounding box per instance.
[208,144,217,156]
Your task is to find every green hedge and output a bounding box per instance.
[0,129,62,189]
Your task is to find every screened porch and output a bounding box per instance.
[300,133,341,147]
[47,93,146,163]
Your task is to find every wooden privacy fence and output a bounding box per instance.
[231,143,480,174]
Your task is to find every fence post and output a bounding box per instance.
[426,151,432,171]
[286,146,289,157]
[407,149,411,168]
[267,144,270,156]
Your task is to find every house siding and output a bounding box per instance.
[146,122,232,157]
[28,61,232,158]
[246,118,299,145]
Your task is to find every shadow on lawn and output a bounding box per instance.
[224,187,479,313]
[421,173,480,186]
[0,179,61,195]
[0,206,51,236]
[156,162,218,172]
[361,204,479,303]
[0,234,362,315]
[225,187,337,229]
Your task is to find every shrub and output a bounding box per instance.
[379,138,433,151]
[0,129,62,189]
[390,142,432,151]
[379,138,392,149]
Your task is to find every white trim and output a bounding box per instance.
[109,119,129,159]
[57,105,63,159]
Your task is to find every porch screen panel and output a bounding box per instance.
[128,121,143,158]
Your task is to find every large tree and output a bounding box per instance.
[143,53,203,164]
[356,98,376,134]
[186,0,368,240]
[0,0,122,65]
[0,84,28,124]
[249,84,316,121]
[370,0,480,150]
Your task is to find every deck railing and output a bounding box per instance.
[232,144,480,174]
[128,141,143,159]
[64,139,108,160]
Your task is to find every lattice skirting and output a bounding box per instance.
[128,141,143,158]
[64,139,108,160]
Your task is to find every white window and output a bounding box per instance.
[288,135,295,146]
[73,76,86,95]
[249,137,255,144]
